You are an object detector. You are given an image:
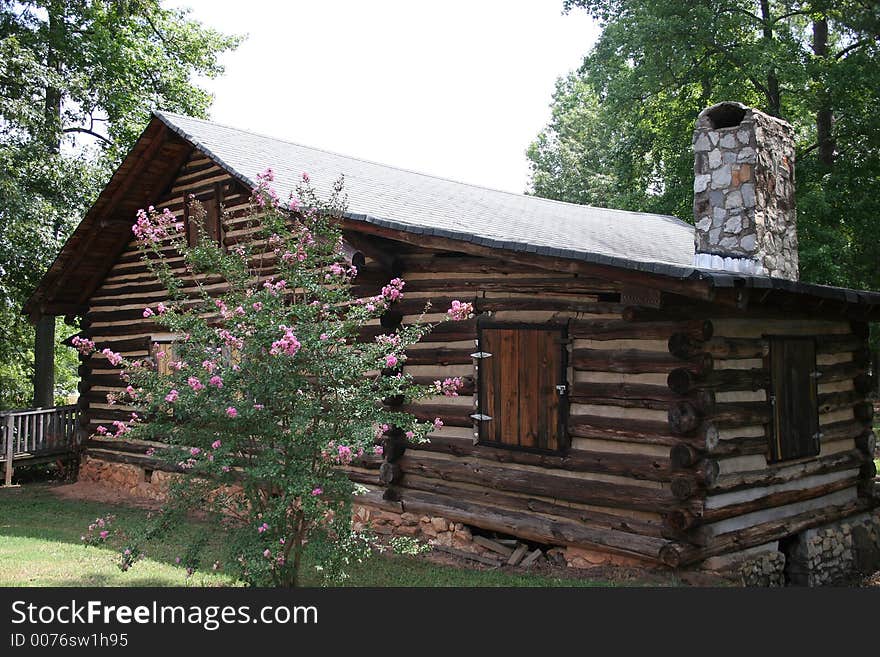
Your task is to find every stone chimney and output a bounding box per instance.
[692,101,798,280]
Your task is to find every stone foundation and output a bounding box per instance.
[701,542,786,587]
[78,455,174,501]
[77,457,880,583]
[783,510,880,586]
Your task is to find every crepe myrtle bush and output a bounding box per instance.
[76,169,471,586]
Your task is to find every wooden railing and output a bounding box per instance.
[1,405,80,486]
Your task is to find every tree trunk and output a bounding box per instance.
[33,3,64,407]
[760,0,781,117]
[813,16,835,168]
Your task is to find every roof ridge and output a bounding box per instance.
[153,110,691,228]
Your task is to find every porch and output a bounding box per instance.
[0,405,80,486]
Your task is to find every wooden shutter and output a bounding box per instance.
[478,327,566,451]
[768,337,820,462]
[184,185,223,247]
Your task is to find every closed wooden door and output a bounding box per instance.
[478,327,566,451]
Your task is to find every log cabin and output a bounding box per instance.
[24,101,880,584]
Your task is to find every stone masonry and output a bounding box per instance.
[783,510,880,586]
[693,101,798,280]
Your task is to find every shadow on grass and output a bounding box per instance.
[0,483,643,587]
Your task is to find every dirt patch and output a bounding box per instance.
[418,544,732,586]
[51,480,163,510]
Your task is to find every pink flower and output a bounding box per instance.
[209,375,223,388]
[221,465,231,473]
[226,407,238,418]
[253,403,264,410]
[187,376,204,391]
[405,430,415,439]
[446,300,473,321]
[71,336,96,355]
[434,377,464,397]
[384,354,399,369]
[190,447,201,456]
[263,549,272,558]
[157,302,168,314]
[143,307,154,318]
[302,172,310,183]
[102,348,123,366]
[433,417,444,430]
[337,445,352,465]
[99,531,109,540]
[165,389,179,402]
[252,302,263,312]
[319,333,328,341]
[270,326,301,357]
[381,277,405,302]
[258,522,269,533]
[311,487,323,496]
[373,445,384,456]
[96,425,108,435]
[145,448,155,457]
[211,439,222,449]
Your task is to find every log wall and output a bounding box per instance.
[74,146,877,569]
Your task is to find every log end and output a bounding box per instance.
[667,368,695,395]
[670,443,701,469]
[670,474,699,500]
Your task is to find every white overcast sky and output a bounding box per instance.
[164,0,599,193]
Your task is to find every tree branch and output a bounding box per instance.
[62,126,112,145]
[835,37,875,60]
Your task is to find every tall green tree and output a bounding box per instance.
[0,0,241,408]
[529,1,880,290]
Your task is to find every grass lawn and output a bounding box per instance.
[0,484,622,587]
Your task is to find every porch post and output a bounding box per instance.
[33,315,55,408]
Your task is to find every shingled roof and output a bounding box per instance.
[25,111,880,319]
[154,111,697,272]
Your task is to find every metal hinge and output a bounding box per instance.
[810,370,823,379]
[470,413,493,422]
[813,431,824,441]
[470,351,492,359]
[556,384,568,395]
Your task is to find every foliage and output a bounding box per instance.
[530,1,880,291]
[77,172,471,587]
[0,0,241,408]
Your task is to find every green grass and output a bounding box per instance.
[0,485,621,587]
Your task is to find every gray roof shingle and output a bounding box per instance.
[155,111,697,270]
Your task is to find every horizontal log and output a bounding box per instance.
[571,319,712,341]
[86,448,186,474]
[569,382,710,410]
[821,418,872,442]
[573,348,712,375]
[667,368,768,395]
[401,403,473,428]
[403,348,473,366]
[659,498,872,567]
[699,475,859,529]
[400,474,666,539]
[398,489,668,562]
[396,453,691,514]
[414,434,672,482]
[709,448,867,493]
[476,298,622,316]
[817,360,868,384]
[670,335,766,360]
[569,414,697,448]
